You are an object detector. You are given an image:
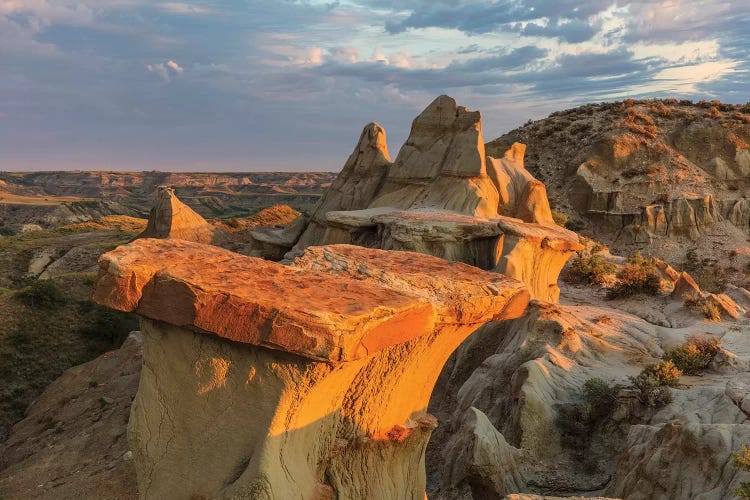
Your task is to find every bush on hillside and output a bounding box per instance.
[569,253,617,286]
[557,378,621,457]
[551,210,569,228]
[664,335,721,374]
[16,279,67,308]
[629,360,681,407]
[733,445,750,497]
[607,253,661,299]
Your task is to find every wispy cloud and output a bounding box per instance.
[147,59,184,81]
[0,0,749,170]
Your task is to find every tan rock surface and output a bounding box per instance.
[92,238,530,499]
[137,185,220,244]
[94,239,452,362]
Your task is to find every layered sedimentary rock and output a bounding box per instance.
[137,186,220,244]
[261,96,580,301]
[92,238,529,499]
[579,186,722,242]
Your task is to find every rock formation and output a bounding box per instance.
[426,294,750,499]
[251,96,580,302]
[137,186,222,244]
[250,123,391,259]
[92,238,529,499]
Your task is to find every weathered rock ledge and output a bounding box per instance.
[92,238,529,499]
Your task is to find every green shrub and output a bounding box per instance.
[664,335,721,374]
[702,301,721,321]
[78,303,138,342]
[570,254,617,285]
[551,210,569,228]
[734,445,750,497]
[0,226,17,237]
[607,253,661,299]
[557,378,621,456]
[16,279,67,308]
[582,378,621,421]
[629,361,681,407]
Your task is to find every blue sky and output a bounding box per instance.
[1,0,748,171]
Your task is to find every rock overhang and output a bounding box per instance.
[92,238,529,363]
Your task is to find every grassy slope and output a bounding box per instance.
[0,225,141,440]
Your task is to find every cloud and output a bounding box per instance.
[166,59,183,73]
[383,0,612,34]
[515,19,601,43]
[157,2,215,15]
[1,0,749,171]
[147,59,184,81]
[447,45,548,72]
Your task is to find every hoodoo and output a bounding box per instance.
[251,96,581,302]
[92,238,529,499]
[137,185,219,244]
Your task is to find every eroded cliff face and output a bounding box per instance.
[251,95,580,302]
[493,99,750,283]
[91,238,529,499]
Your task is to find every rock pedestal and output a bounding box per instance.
[92,238,529,499]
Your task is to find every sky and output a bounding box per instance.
[1,0,749,172]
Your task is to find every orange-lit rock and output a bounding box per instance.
[314,209,581,302]
[671,271,701,300]
[92,239,529,499]
[137,186,221,244]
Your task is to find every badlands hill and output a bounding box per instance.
[0,171,334,230]
[1,96,750,500]
[492,99,750,291]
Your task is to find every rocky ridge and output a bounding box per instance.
[0,171,335,225]
[492,99,750,286]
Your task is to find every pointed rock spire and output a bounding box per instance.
[138,186,217,244]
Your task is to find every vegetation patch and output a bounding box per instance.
[664,334,721,374]
[568,244,617,286]
[15,279,67,308]
[551,210,569,228]
[629,360,681,407]
[0,273,138,439]
[607,253,661,299]
[557,378,622,462]
[734,445,750,498]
